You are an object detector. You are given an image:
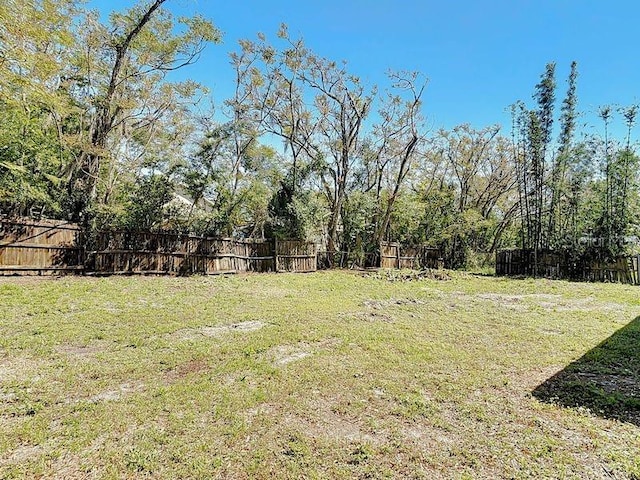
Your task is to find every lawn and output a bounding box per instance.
[0,271,639,479]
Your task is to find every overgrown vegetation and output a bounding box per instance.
[1,272,639,478]
[2,1,638,268]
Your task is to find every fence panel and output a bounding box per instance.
[380,243,442,270]
[2,217,449,276]
[419,247,443,269]
[94,231,275,275]
[399,246,420,269]
[496,249,640,285]
[275,240,316,273]
[0,217,84,274]
[633,255,640,285]
[380,243,400,269]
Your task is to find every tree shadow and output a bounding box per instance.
[533,316,640,426]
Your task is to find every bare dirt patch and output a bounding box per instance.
[164,359,209,383]
[56,342,108,358]
[267,338,341,367]
[0,357,43,382]
[287,397,384,445]
[243,402,277,420]
[86,382,145,403]
[356,311,395,322]
[363,298,425,309]
[477,292,560,304]
[0,444,44,466]
[172,320,266,341]
[269,345,311,366]
[401,422,456,448]
[473,292,628,314]
[539,296,626,313]
[357,297,426,321]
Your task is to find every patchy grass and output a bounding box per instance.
[0,271,639,479]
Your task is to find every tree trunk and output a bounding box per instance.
[69,0,167,218]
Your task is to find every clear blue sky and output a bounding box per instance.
[90,0,640,136]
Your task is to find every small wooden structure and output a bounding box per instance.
[0,217,84,275]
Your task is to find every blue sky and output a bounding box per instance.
[90,0,640,137]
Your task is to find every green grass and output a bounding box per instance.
[1,271,639,479]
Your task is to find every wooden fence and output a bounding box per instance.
[0,217,441,276]
[496,249,640,285]
[274,239,316,273]
[93,231,277,275]
[584,256,640,284]
[380,243,442,269]
[92,231,318,275]
[0,217,84,275]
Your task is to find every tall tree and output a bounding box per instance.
[0,0,81,216]
[548,61,578,248]
[232,28,324,239]
[531,63,555,256]
[423,125,517,267]
[299,50,374,253]
[66,0,220,221]
[511,62,557,273]
[368,71,426,247]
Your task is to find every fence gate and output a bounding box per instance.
[380,242,400,269]
[0,217,84,275]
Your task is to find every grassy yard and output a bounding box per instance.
[1,271,639,479]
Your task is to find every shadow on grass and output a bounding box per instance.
[533,316,640,426]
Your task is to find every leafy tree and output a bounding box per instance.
[65,0,220,221]
[366,71,426,247]
[122,175,173,231]
[0,0,81,216]
[548,61,578,248]
[414,125,517,267]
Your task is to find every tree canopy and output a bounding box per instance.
[1,1,638,266]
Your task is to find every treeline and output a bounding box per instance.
[511,62,640,263]
[1,1,638,268]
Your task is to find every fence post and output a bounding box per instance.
[274,238,278,272]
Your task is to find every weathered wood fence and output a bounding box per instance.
[496,249,640,285]
[94,231,317,275]
[94,232,271,275]
[1,217,444,276]
[380,243,443,270]
[274,239,317,273]
[0,217,84,275]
